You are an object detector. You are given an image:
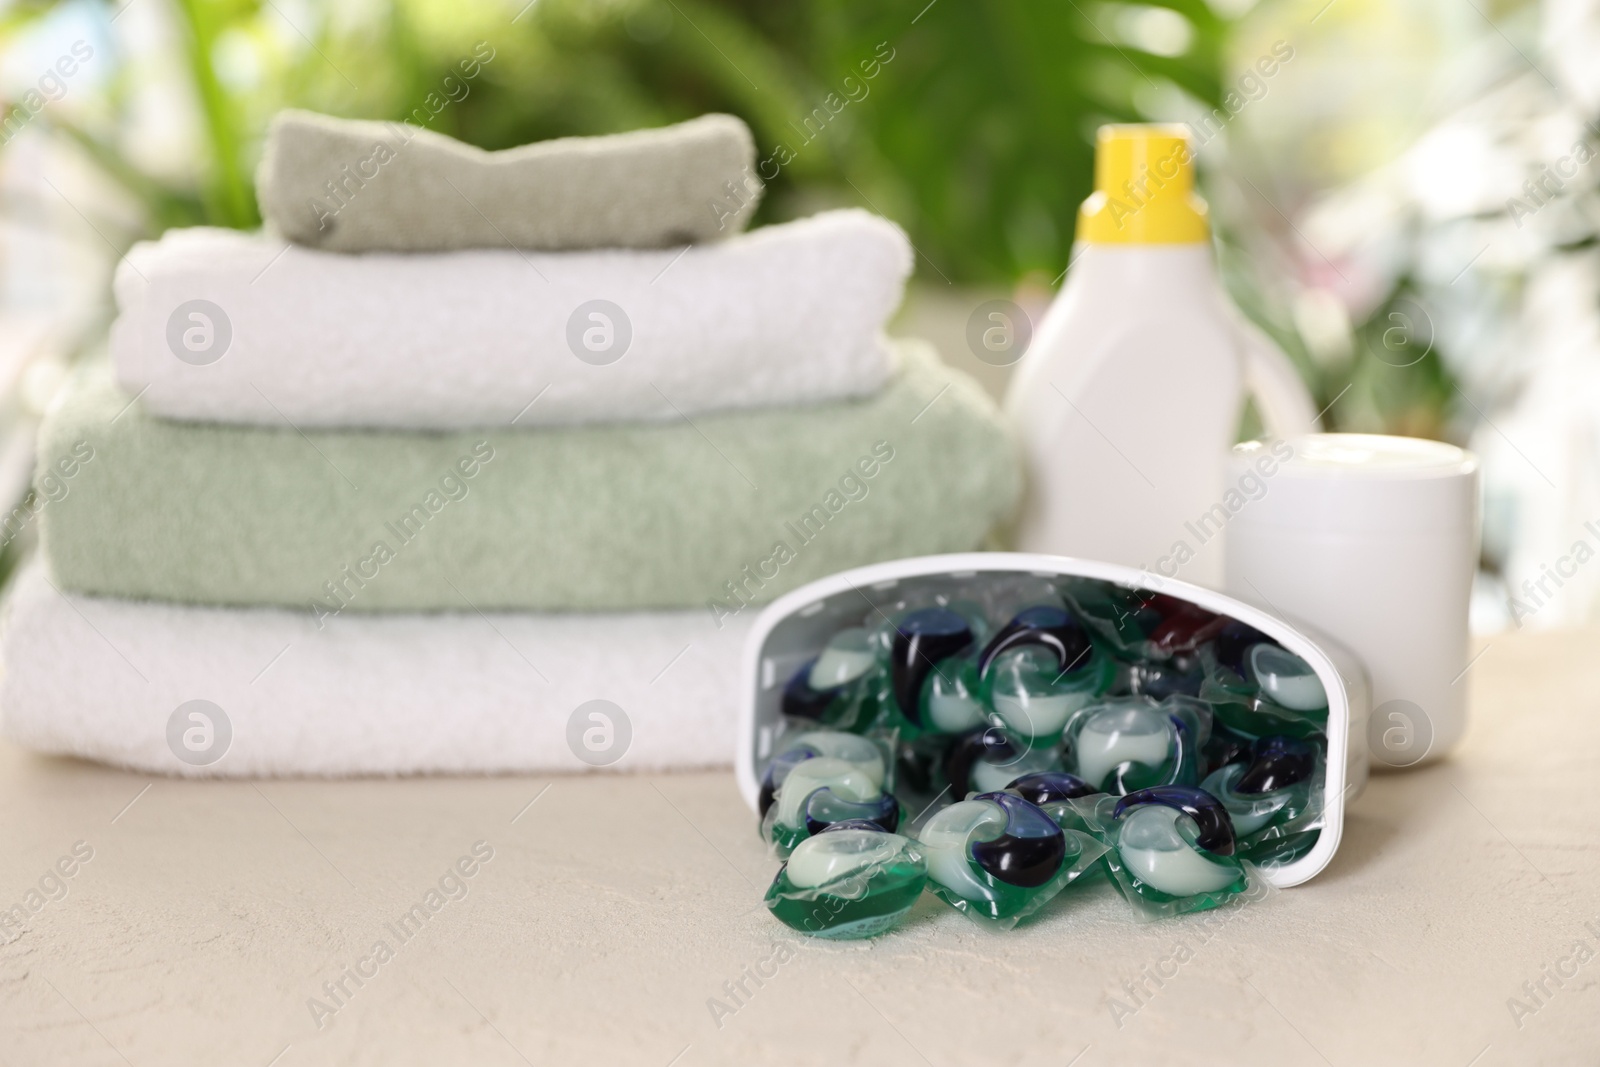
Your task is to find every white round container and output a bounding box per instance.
[1224,434,1480,769]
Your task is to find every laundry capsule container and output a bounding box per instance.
[737,553,1369,888]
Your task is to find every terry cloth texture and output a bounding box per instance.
[0,561,748,777]
[40,340,1021,615]
[111,210,910,429]
[256,110,761,253]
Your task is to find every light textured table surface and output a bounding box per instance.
[2,624,1597,1067]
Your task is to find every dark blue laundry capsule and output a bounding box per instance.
[1131,654,1204,699]
[968,792,1067,888]
[945,726,1018,801]
[758,746,817,817]
[1006,770,1097,805]
[781,658,836,721]
[977,605,1091,678]
[890,608,974,725]
[803,788,899,837]
[1203,731,1253,777]
[1114,785,1236,857]
[1211,621,1270,677]
[1235,736,1317,796]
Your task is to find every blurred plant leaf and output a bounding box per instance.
[171,0,258,227]
[47,116,204,232]
[3,0,1230,285]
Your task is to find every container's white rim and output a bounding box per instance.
[736,551,1360,890]
[1235,434,1479,481]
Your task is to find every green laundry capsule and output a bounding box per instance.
[983,645,1112,745]
[1063,696,1209,794]
[761,754,900,857]
[917,793,1106,929]
[779,627,886,733]
[765,825,927,939]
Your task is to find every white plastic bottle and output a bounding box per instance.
[1005,125,1318,589]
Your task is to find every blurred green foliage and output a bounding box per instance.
[14,0,1231,283]
[6,0,1460,441]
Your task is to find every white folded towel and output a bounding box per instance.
[110,209,911,428]
[0,562,748,777]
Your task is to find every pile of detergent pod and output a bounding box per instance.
[758,574,1331,939]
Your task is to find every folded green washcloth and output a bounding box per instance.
[39,341,1020,618]
[256,110,761,253]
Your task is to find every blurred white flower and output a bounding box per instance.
[1297,0,1600,628]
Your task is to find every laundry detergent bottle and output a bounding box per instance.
[1004,124,1318,588]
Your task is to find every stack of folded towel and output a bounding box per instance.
[0,112,1021,777]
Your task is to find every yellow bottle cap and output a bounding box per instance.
[1076,124,1209,244]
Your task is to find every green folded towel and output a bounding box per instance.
[256,110,761,253]
[39,341,1020,618]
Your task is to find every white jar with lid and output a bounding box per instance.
[1224,434,1480,768]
